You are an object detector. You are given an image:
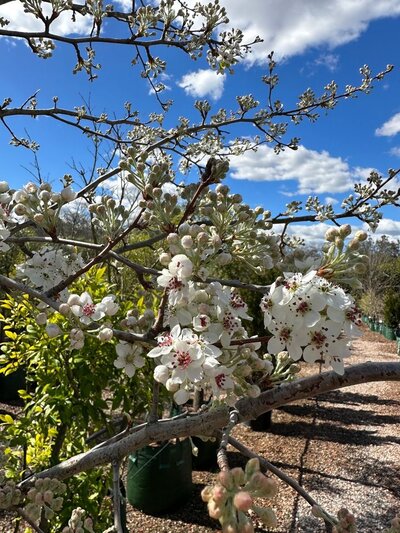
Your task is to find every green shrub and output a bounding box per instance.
[383,291,400,328]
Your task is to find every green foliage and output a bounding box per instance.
[383,291,400,328]
[0,268,155,531]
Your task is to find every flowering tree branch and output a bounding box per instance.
[17,361,400,489]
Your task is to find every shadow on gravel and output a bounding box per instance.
[273,457,400,498]
[154,483,219,530]
[268,419,400,446]
[316,390,400,407]
[279,404,399,427]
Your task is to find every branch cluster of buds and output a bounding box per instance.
[0,468,22,509]
[61,507,94,533]
[7,180,77,237]
[318,225,369,288]
[25,477,66,521]
[197,183,279,273]
[201,458,278,532]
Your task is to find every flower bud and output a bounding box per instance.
[181,235,193,249]
[154,365,169,384]
[33,213,45,224]
[212,485,228,505]
[36,312,48,326]
[14,203,27,216]
[58,303,70,316]
[40,190,51,202]
[201,486,213,502]
[98,327,113,342]
[207,499,222,519]
[233,491,253,511]
[167,232,179,244]
[0,181,9,193]
[215,184,229,195]
[325,227,339,242]
[339,224,352,237]
[159,252,171,266]
[61,187,77,203]
[45,323,62,338]
[354,230,367,242]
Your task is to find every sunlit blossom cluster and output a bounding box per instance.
[201,458,278,533]
[145,253,271,404]
[261,270,361,374]
[17,247,84,300]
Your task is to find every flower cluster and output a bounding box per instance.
[0,181,12,252]
[10,180,77,235]
[25,478,66,522]
[261,270,361,374]
[61,507,94,533]
[201,458,278,533]
[0,469,22,509]
[143,254,271,404]
[17,247,84,301]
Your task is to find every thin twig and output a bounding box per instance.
[16,509,45,533]
[112,462,124,533]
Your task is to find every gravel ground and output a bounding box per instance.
[1,327,399,532]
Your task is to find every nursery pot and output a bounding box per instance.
[384,326,396,341]
[127,438,193,515]
[247,410,273,432]
[0,368,26,402]
[191,436,219,471]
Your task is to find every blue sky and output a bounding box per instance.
[1,0,400,244]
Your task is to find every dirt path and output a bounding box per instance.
[1,328,399,532]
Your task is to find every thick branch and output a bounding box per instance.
[18,361,400,488]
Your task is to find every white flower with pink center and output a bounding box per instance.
[260,293,286,328]
[147,324,187,358]
[267,321,304,361]
[114,342,145,378]
[70,291,105,325]
[161,338,204,384]
[205,365,235,398]
[229,292,252,320]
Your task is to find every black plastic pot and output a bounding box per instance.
[0,368,26,402]
[247,411,273,432]
[191,436,219,471]
[127,438,193,515]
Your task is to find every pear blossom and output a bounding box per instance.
[205,364,235,398]
[114,343,145,377]
[262,271,360,374]
[100,295,119,316]
[0,222,10,252]
[70,292,105,325]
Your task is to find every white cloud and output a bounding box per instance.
[229,145,373,194]
[217,0,400,62]
[177,69,226,101]
[376,112,400,137]
[363,218,400,240]
[390,146,400,157]
[314,53,340,72]
[284,222,333,246]
[0,2,92,35]
[324,196,339,205]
